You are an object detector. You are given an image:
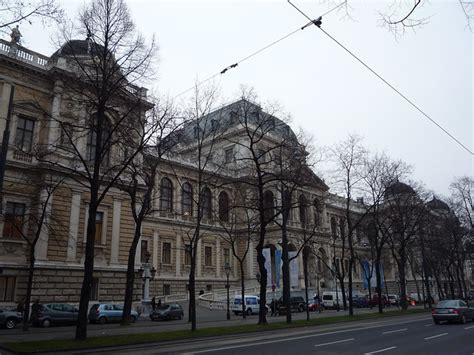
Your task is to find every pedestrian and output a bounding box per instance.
[31,299,40,316]
[16,298,25,314]
[151,296,156,311]
[314,294,322,313]
[157,299,162,308]
[270,298,276,316]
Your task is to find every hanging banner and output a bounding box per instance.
[289,251,299,287]
[362,260,385,289]
[275,249,282,288]
[262,248,272,286]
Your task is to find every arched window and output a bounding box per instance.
[299,194,307,225]
[339,218,345,238]
[87,114,111,164]
[263,190,274,223]
[330,217,337,238]
[313,198,321,227]
[181,182,193,216]
[218,191,229,222]
[201,187,212,219]
[160,178,173,212]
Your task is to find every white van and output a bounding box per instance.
[322,291,344,309]
[231,295,266,315]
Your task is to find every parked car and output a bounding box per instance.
[88,304,138,324]
[322,291,344,309]
[352,296,369,308]
[31,303,78,328]
[387,294,399,306]
[0,308,23,329]
[277,296,306,315]
[308,299,323,312]
[432,299,474,324]
[369,294,390,307]
[150,303,184,321]
[231,295,267,315]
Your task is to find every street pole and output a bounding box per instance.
[225,262,231,320]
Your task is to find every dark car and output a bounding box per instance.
[432,299,474,324]
[369,294,390,307]
[88,304,138,324]
[0,308,23,329]
[352,296,369,308]
[150,303,184,321]
[277,296,306,315]
[31,303,78,328]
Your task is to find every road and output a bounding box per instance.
[69,314,474,355]
[0,304,398,342]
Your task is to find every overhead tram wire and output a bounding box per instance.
[287,0,473,156]
[172,2,346,101]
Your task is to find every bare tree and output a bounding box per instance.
[0,0,62,34]
[36,0,156,340]
[2,174,65,330]
[119,100,179,325]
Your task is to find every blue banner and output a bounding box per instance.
[275,249,282,288]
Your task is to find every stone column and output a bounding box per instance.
[246,240,254,279]
[0,83,13,132]
[196,239,202,277]
[175,234,181,277]
[110,198,122,264]
[153,230,159,274]
[216,238,221,278]
[66,191,82,262]
[48,80,63,147]
[135,225,142,267]
[35,188,53,261]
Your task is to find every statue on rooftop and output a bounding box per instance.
[10,25,22,45]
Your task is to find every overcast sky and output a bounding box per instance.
[18,0,473,197]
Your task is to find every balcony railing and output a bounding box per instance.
[0,39,49,69]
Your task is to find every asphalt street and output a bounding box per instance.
[70,314,474,355]
[0,304,396,342]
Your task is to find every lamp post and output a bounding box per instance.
[225,262,231,320]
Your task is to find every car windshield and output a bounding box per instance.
[437,300,459,308]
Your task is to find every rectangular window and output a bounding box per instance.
[225,147,233,163]
[184,244,192,266]
[0,276,16,301]
[344,259,349,272]
[95,212,103,243]
[223,248,230,267]
[91,277,99,300]
[141,240,149,263]
[258,148,266,163]
[206,284,212,292]
[3,202,25,238]
[162,242,171,264]
[163,284,171,295]
[335,258,341,273]
[204,246,212,266]
[15,117,34,152]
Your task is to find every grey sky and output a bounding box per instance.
[18,0,473,196]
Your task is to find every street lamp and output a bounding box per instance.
[225,262,231,320]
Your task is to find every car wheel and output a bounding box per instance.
[460,315,466,324]
[298,305,304,312]
[246,308,252,315]
[42,319,51,328]
[130,315,137,323]
[5,318,17,329]
[433,319,440,324]
[233,311,239,315]
[98,317,107,325]
[178,313,183,320]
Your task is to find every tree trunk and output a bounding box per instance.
[281,222,291,324]
[189,242,197,331]
[398,261,408,310]
[348,259,354,316]
[75,201,98,340]
[375,261,383,314]
[121,222,141,325]
[256,242,267,325]
[303,250,309,321]
[22,244,36,331]
[240,261,246,319]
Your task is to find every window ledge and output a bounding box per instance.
[0,238,27,245]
